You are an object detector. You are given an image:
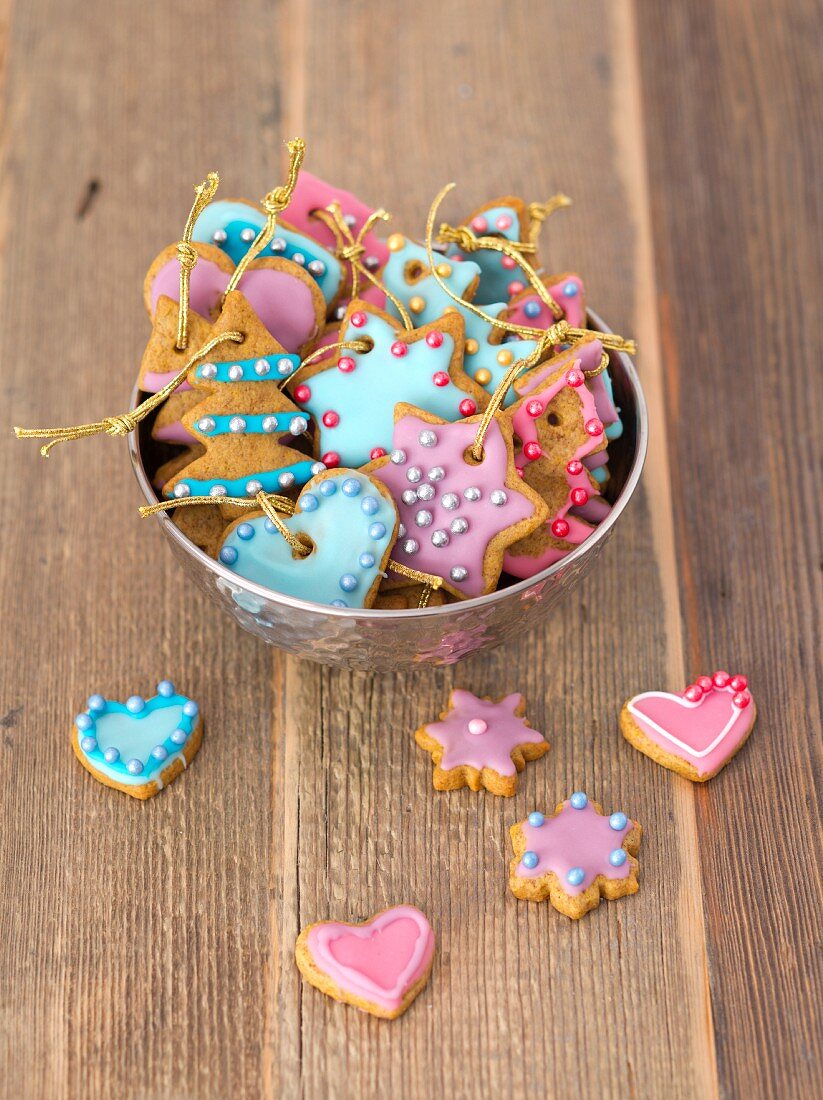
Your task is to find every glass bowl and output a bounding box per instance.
[129,310,647,670]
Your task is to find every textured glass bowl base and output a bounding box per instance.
[130,311,647,671]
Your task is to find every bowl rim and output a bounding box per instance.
[129,308,648,620]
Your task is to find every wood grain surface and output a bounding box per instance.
[0,1,820,1097]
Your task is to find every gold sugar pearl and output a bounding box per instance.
[443,306,459,314]
[496,349,514,366]
[474,368,492,385]
[465,338,479,355]
[435,262,452,278]
[409,295,426,313]
[387,233,406,252]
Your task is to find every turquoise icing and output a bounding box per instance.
[194,412,306,437]
[601,368,624,440]
[448,203,524,305]
[592,466,609,485]
[297,310,467,467]
[218,470,396,607]
[194,351,300,383]
[382,239,540,407]
[170,460,319,500]
[192,200,342,306]
[77,691,198,787]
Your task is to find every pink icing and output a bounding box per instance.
[516,800,633,895]
[508,274,587,328]
[511,337,618,428]
[286,170,390,273]
[374,414,538,598]
[152,420,195,446]
[149,258,320,352]
[305,905,434,1014]
[423,690,545,775]
[627,680,755,777]
[141,370,192,395]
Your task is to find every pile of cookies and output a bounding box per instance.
[139,164,631,610]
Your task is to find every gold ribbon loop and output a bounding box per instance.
[176,172,220,351]
[527,193,572,244]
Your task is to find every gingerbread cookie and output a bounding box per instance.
[621,672,756,781]
[218,468,398,608]
[372,585,449,610]
[291,300,485,468]
[445,196,533,304]
[295,905,435,1019]
[367,404,548,599]
[72,682,203,800]
[507,273,587,329]
[509,794,642,919]
[415,689,548,795]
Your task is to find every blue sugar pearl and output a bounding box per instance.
[570,791,588,810]
[87,694,106,712]
[237,523,255,540]
[80,736,97,753]
[527,811,545,828]
[103,747,120,763]
[126,758,144,775]
[563,280,579,297]
[264,518,277,533]
[300,493,319,512]
[156,680,175,697]
[566,867,586,886]
[126,696,145,714]
[339,573,358,592]
[76,713,93,732]
[360,495,379,515]
[609,848,628,868]
[368,522,387,540]
[341,478,361,497]
[219,547,238,566]
[170,728,187,746]
[522,850,539,870]
[330,599,348,608]
[151,745,168,761]
[358,552,375,569]
[182,700,199,718]
[609,812,628,831]
[319,480,337,497]
[523,300,541,319]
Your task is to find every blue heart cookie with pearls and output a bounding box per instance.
[218,469,399,608]
[72,682,203,800]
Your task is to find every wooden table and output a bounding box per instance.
[1,1,820,1096]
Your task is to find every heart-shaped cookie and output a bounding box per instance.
[72,682,203,799]
[621,672,756,781]
[295,905,435,1019]
[218,469,398,608]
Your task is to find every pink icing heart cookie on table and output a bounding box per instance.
[295,905,435,1019]
[509,794,642,919]
[415,689,548,796]
[621,672,756,781]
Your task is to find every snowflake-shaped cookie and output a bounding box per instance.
[368,404,547,598]
[415,689,548,796]
[509,793,642,919]
[291,300,485,468]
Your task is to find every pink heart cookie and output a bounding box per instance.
[621,672,756,781]
[286,169,390,276]
[295,905,435,1019]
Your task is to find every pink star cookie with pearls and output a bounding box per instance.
[621,671,756,781]
[367,404,548,599]
[510,794,642,919]
[415,690,548,796]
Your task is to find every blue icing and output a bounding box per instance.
[600,367,624,440]
[448,204,524,305]
[194,352,300,383]
[170,460,319,500]
[382,238,540,407]
[76,687,199,787]
[192,200,342,305]
[592,466,609,485]
[299,310,467,467]
[194,412,307,437]
[218,470,396,607]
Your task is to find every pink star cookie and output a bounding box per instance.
[368,404,548,599]
[509,794,642,919]
[415,690,549,796]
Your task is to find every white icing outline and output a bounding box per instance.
[627,686,744,760]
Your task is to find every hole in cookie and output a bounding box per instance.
[404,260,426,283]
[356,335,375,353]
[547,412,560,426]
[292,532,315,559]
[462,445,485,466]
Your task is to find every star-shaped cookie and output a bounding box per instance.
[415,689,548,796]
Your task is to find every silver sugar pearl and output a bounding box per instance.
[402,538,419,554]
[212,228,228,244]
[343,213,357,228]
[209,485,227,497]
[197,416,215,433]
[200,362,217,379]
[431,529,450,547]
[441,492,459,510]
[240,227,256,242]
[308,259,326,276]
[289,416,308,435]
[229,416,247,433]
[450,565,468,581]
[415,509,433,528]
[450,517,469,534]
[398,523,406,537]
[246,480,263,495]
[490,489,508,506]
[464,486,482,502]
[406,466,423,483]
[390,448,407,465]
[277,357,294,376]
[278,471,295,488]
[262,416,278,433]
[402,489,418,505]
[311,461,326,475]
[228,364,244,382]
[428,466,445,482]
[419,429,438,447]
[417,483,435,501]
[271,237,287,253]
[292,252,306,266]
[364,255,380,272]
[334,304,347,321]
[254,358,271,376]
[173,482,190,498]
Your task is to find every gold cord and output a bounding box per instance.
[15,330,244,457]
[139,490,295,519]
[312,203,414,331]
[176,172,220,351]
[527,193,572,245]
[387,559,443,608]
[469,334,553,461]
[223,138,306,298]
[279,338,372,391]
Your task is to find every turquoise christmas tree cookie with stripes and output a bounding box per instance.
[218,468,399,609]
